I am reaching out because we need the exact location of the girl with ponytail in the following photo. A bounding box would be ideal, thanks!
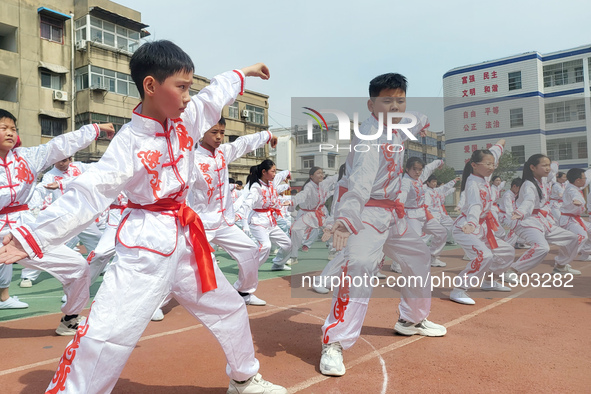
[450,139,515,305]
[507,154,580,277]
[240,159,293,271]
[273,166,338,266]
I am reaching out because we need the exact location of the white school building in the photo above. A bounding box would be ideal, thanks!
[443,44,591,173]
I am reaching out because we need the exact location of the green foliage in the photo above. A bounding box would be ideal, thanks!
[433,164,457,184]
[493,151,520,183]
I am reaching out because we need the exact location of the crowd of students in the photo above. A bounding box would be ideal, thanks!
[0,40,587,393]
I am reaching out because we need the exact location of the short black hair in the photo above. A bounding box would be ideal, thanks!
[567,168,585,184]
[405,156,425,171]
[218,116,226,126]
[511,177,522,188]
[0,109,17,125]
[426,175,437,183]
[236,180,243,186]
[129,40,194,99]
[229,177,235,184]
[369,73,407,98]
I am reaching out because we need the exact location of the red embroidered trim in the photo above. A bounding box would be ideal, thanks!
[16,226,43,258]
[233,70,244,95]
[137,150,162,199]
[323,260,350,344]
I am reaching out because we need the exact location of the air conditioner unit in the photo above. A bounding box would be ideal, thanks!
[75,40,87,51]
[52,90,68,102]
[241,109,249,118]
[90,82,109,91]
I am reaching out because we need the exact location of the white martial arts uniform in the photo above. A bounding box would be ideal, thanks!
[188,130,273,294]
[559,175,591,256]
[399,160,447,264]
[240,170,292,268]
[11,70,261,394]
[425,179,457,242]
[21,161,103,281]
[550,181,566,222]
[490,180,506,238]
[511,176,578,274]
[0,125,101,315]
[498,189,519,246]
[321,112,434,349]
[274,173,337,264]
[452,144,514,290]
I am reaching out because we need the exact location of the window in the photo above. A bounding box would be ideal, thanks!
[40,116,66,137]
[578,141,588,159]
[575,67,584,83]
[0,22,17,52]
[75,112,130,137]
[75,66,139,98]
[543,60,583,87]
[328,155,336,168]
[508,71,522,91]
[545,99,586,124]
[547,141,573,161]
[40,71,62,90]
[245,105,265,124]
[228,102,239,119]
[511,145,525,164]
[437,140,445,150]
[510,108,524,128]
[76,16,140,53]
[40,15,63,43]
[302,156,314,169]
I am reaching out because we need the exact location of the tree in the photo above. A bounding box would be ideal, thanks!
[433,164,457,184]
[493,151,520,184]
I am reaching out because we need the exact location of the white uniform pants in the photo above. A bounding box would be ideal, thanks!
[206,224,260,294]
[560,218,591,256]
[45,225,259,394]
[438,214,455,243]
[511,225,578,273]
[0,243,89,315]
[250,224,291,266]
[407,216,447,261]
[452,228,515,290]
[87,225,118,284]
[273,216,316,264]
[22,222,103,281]
[321,224,431,350]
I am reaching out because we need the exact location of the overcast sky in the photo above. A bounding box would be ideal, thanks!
[115,0,590,131]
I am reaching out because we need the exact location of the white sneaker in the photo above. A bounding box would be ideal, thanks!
[0,296,28,309]
[375,271,387,279]
[227,373,286,394]
[553,264,582,275]
[390,261,402,273]
[271,264,291,271]
[19,278,32,288]
[313,285,329,294]
[320,342,346,376]
[394,318,447,336]
[327,251,337,260]
[151,308,164,321]
[501,270,519,286]
[577,254,591,261]
[286,258,298,265]
[243,294,267,306]
[56,315,85,336]
[430,258,447,267]
[480,280,511,292]
[61,294,67,303]
[450,288,475,305]
[462,255,471,261]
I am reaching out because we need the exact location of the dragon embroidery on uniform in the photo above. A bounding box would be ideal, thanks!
[14,155,34,184]
[137,150,163,199]
[466,245,484,274]
[519,243,539,262]
[382,145,397,198]
[323,260,351,344]
[69,164,82,177]
[198,163,215,203]
[175,123,194,152]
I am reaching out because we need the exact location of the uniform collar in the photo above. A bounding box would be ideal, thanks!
[196,144,217,157]
[131,103,171,136]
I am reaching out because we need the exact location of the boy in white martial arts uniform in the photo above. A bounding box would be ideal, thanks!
[319,73,446,377]
[0,109,114,337]
[558,168,591,262]
[188,116,278,306]
[498,178,522,247]
[0,41,285,394]
[20,157,102,287]
[425,175,459,245]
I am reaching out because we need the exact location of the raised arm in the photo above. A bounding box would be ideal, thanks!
[223,130,273,163]
[419,159,443,183]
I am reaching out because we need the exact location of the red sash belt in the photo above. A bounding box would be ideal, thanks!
[532,209,548,217]
[561,213,586,230]
[0,205,29,215]
[337,186,347,203]
[441,203,448,215]
[479,211,500,249]
[109,204,126,210]
[365,198,405,219]
[405,204,434,221]
[127,199,216,293]
[301,207,324,226]
[254,207,283,217]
